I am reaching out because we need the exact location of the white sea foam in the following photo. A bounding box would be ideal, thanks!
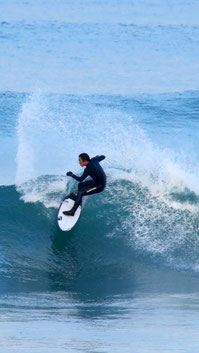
[16,92,199,213]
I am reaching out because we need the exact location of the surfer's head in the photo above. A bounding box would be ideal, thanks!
[79,153,90,166]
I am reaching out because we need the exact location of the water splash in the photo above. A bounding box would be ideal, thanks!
[16,92,199,212]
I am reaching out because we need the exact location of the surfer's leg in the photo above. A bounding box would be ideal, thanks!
[63,181,95,216]
[84,185,104,196]
[63,184,104,216]
[78,180,94,192]
[63,182,98,216]
[63,190,84,216]
[63,181,94,216]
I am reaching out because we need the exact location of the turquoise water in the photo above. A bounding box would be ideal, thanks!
[1,1,199,352]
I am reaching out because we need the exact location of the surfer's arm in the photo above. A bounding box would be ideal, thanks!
[95,155,105,162]
[70,168,89,182]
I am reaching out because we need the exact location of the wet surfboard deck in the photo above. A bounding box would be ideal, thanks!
[57,193,81,231]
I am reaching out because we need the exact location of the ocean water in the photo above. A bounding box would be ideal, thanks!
[1,0,199,352]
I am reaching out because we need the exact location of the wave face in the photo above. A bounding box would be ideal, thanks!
[1,90,199,295]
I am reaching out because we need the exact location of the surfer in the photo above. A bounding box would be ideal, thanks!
[63,153,106,216]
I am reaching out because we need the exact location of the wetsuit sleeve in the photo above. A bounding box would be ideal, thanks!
[71,167,89,182]
[95,155,106,162]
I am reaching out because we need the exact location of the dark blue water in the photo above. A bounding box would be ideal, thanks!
[1,0,199,352]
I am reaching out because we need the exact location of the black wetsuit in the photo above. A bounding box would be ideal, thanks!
[64,155,106,215]
[72,155,106,195]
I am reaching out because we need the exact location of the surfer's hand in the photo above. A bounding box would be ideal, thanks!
[66,171,73,177]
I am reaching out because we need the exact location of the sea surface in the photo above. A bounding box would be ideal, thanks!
[1,0,199,352]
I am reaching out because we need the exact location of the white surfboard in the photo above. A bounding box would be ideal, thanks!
[57,195,82,231]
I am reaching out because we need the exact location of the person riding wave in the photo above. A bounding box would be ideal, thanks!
[63,153,106,216]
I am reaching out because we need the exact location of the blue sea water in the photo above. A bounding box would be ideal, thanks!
[1,0,199,352]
